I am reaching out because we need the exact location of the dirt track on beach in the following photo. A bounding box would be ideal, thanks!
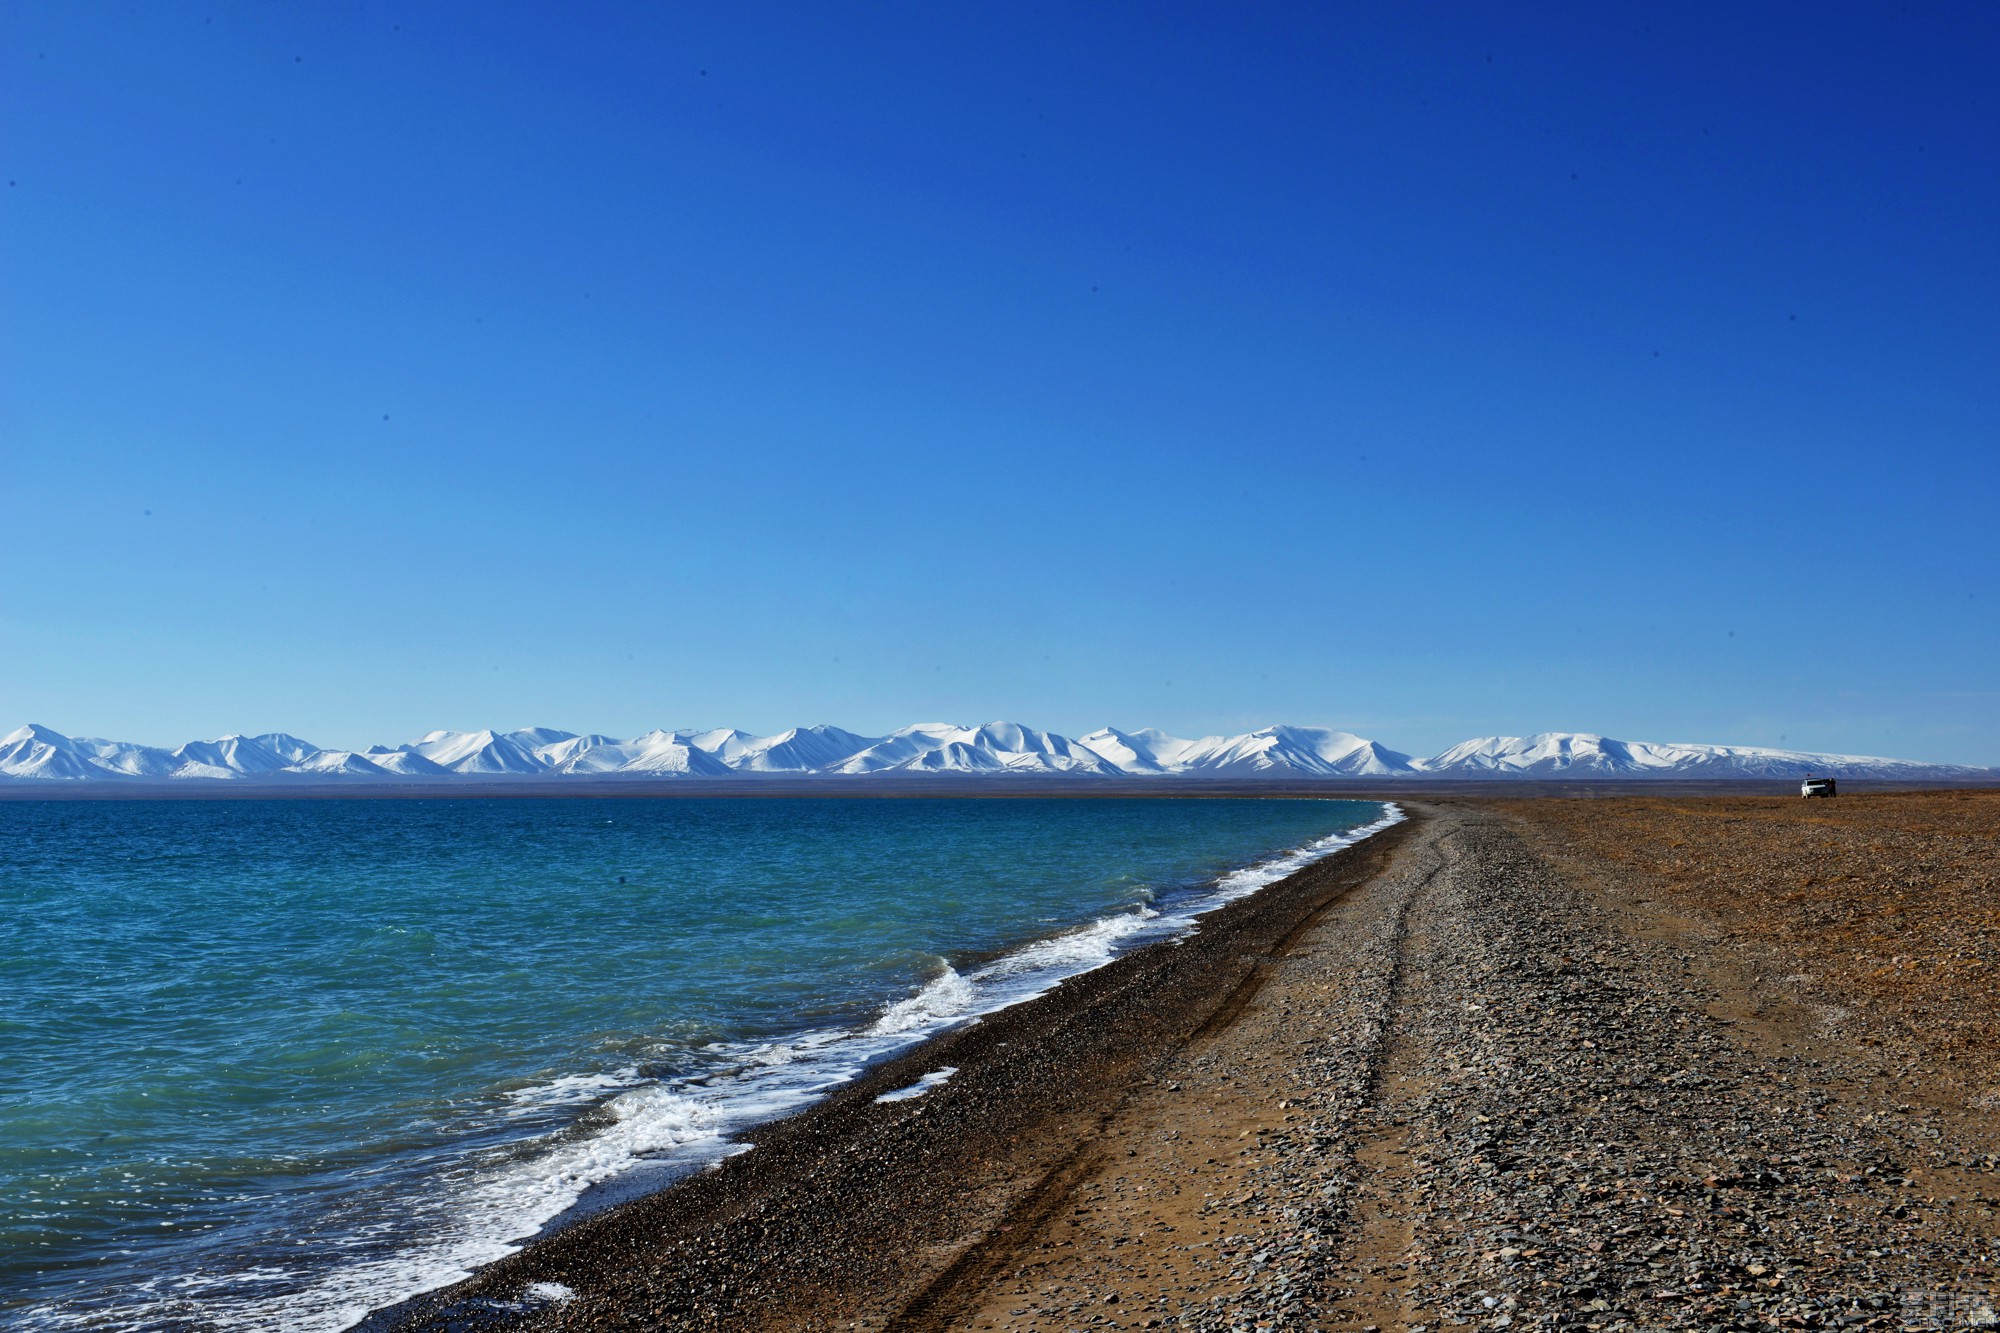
[381,793,2000,1332]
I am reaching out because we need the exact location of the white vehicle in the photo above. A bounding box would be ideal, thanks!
[1800,776,1837,798]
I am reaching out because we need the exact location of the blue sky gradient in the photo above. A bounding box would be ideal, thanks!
[4,3,1995,760]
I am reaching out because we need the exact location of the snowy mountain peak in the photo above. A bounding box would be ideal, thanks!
[678,728,760,764]
[170,735,294,776]
[4,722,77,750]
[0,725,103,780]
[0,722,1984,784]
[1154,725,1421,777]
[368,750,450,777]
[1077,727,1171,774]
[503,727,577,750]
[1417,731,1943,778]
[252,733,323,765]
[833,721,1120,775]
[725,725,877,773]
[406,729,547,774]
[288,750,390,778]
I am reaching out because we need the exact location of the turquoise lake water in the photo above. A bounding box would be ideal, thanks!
[0,795,1395,1330]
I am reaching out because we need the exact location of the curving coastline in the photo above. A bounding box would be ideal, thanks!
[363,792,2000,1332]
[362,810,1418,1330]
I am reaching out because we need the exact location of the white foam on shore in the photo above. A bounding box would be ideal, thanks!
[502,1069,638,1114]
[868,963,978,1035]
[50,803,1402,1333]
[875,1067,959,1103]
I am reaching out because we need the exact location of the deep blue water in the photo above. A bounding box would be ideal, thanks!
[0,795,1394,1330]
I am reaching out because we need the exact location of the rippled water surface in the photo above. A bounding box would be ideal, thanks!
[0,795,1390,1330]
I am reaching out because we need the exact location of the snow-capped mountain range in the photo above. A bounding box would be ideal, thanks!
[0,721,1986,784]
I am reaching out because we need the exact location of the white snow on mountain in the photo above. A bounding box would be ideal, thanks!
[548,730,735,777]
[664,724,880,774]
[1167,726,1420,777]
[403,730,549,775]
[252,733,324,765]
[1076,728,1171,774]
[169,735,296,777]
[831,723,962,774]
[1081,726,1212,771]
[288,750,393,778]
[1077,725,1416,777]
[0,722,1985,783]
[172,762,239,780]
[1418,732,1949,779]
[531,733,616,769]
[621,732,735,777]
[727,725,878,773]
[834,722,1120,775]
[0,725,108,779]
[367,750,451,777]
[70,736,181,778]
[503,727,577,751]
[542,739,639,775]
[678,728,759,764]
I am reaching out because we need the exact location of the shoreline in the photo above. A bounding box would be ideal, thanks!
[364,809,1421,1330]
[374,792,2000,1331]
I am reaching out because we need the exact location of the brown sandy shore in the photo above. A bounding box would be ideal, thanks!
[374,794,2000,1332]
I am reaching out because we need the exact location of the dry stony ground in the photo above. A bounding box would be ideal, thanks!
[922,796,2000,1332]
[1341,797,2000,1333]
[1510,792,2000,1115]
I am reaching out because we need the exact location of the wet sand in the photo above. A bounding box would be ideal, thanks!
[378,793,2000,1331]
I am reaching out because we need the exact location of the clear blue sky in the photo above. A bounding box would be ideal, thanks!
[4,2,1995,762]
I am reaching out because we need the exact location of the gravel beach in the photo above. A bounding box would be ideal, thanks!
[377,795,2000,1332]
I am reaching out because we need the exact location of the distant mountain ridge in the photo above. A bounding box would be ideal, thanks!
[1,722,1986,784]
